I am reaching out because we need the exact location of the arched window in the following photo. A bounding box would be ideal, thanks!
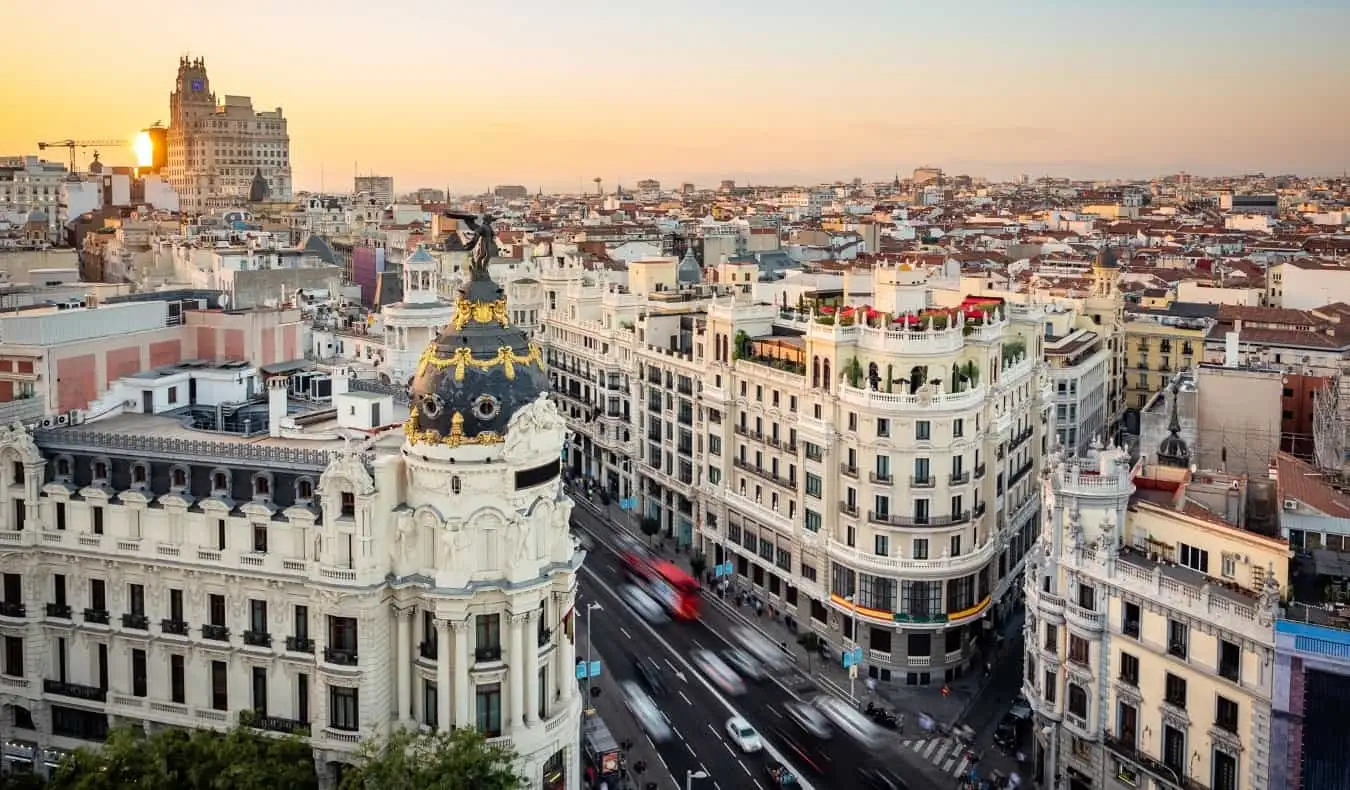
[822,359,832,392]
[812,357,821,389]
[212,471,228,492]
[171,468,187,488]
[297,479,314,501]
[93,461,109,480]
[132,464,148,484]
[55,458,70,478]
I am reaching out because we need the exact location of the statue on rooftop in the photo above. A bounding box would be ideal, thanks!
[445,210,500,279]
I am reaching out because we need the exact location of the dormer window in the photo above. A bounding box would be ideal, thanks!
[252,473,271,499]
[211,471,229,494]
[131,463,149,486]
[296,478,314,502]
[93,460,109,482]
[340,492,355,517]
[170,467,188,490]
[55,458,71,479]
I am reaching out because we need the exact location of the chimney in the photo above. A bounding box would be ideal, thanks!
[267,376,288,437]
[332,368,350,396]
[1224,330,1240,368]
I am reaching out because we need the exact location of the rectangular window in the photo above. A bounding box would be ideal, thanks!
[3,636,23,677]
[252,666,268,714]
[1215,695,1239,733]
[253,525,268,554]
[424,680,438,728]
[1068,635,1089,665]
[131,648,147,697]
[298,673,310,723]
[56,502,66,531]
[329,616,358,652]
[217,519,226,550]
[874,535,888,556]
[913,538,928,560]
[1044,623,1058,652]
[210,660,228,711]
[476,683,503,737]
[329,685,359,731]
[1178,542,1209,573]
[1168,619,1188,659]
[1119,652,1139,684]
[915,421,930,440]
[1165,672,1187,709]
[250,600,268,634]
[1219,639,1241,682]
[1122,601,1140,638]
[476,613,502,655]
[804,473,822,498]
[90,579,106,611]
[1213,750,1238,790]
[92,507,104,534]
[294,605,309,639]
[170,655,185,703]
[128,584,145,616]
[1043,669,1056,703]
[209,594,225,627]
[169,588,184,622]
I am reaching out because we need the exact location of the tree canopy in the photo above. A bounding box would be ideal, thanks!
[44,724,317,790]
[339,728,524,790]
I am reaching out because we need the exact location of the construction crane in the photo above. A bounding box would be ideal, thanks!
[36,139,127,177]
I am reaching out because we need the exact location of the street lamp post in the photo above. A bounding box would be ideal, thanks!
[685,769,708,790]
[585,602,602,693]
[845,594,860,700]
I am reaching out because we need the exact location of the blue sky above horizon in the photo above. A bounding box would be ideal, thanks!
[2,0,1346,191]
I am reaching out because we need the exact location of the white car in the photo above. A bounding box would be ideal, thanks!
[619,584,669,625]
[690,649,746,695]
[620,681,673,742]
[725,716,763,753]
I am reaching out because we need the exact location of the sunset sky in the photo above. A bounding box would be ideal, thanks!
[2,0,1346,193]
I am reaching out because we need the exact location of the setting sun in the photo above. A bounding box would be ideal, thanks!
[132,131,153,168]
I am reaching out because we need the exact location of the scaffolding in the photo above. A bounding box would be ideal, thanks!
[1312,367,1350,476]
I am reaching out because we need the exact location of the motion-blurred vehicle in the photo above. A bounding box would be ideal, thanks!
[770,726,832,775]
[720,647,766,681]
[619,583,669,625]
[619,680,672,743]
[620,544,701,619]
[630,654,667,697]
[690,649,745,695]
[731,625,791,670]
[815,695,884,745]
[784,701,832,740]
[725,716,763,753]
[858,766,909,789]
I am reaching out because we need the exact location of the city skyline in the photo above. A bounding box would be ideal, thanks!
[3,0,1348,192]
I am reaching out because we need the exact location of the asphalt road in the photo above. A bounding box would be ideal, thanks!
[572,505,957,790]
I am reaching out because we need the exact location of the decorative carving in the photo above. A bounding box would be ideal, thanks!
[318,445,374,497]
[502,395,567,465]
[1067,507,1084,554]
[394,513,416,563]
[1259,564,1281,612]
[0,422,41,463]
[451,296,509,332]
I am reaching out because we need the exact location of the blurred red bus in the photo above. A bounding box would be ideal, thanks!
[620,549,701,620]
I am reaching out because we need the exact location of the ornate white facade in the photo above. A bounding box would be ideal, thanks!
[0,388,583,786]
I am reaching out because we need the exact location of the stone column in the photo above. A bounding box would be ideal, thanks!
[396,609,412,723]
[453,619,471,726]
[524,612,540,723]
[559,600,576,700]
[436,620,451,729]
[508,613,525,726]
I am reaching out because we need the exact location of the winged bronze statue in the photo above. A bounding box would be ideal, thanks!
[444,210,499,279]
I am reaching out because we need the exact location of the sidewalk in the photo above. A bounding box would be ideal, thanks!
[571,489,1022,729]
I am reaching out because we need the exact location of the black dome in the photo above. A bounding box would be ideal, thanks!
[405,277,545,447]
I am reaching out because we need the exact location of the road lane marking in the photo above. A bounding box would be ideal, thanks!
[707,723,724,741]
[752,780,764,790]
[579,562,818,790]
[620,627,633,639]
[680,691,693,706]
[685,741,697,757]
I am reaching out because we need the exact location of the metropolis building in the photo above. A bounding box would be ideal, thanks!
[543,256,1049,682]
[165,56,293,213]
[0,260,583,786]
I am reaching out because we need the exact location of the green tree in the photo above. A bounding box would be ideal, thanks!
[689,551,708,580]
[639,516,662,547]
[48,724,317,790]
[798,632,822,672]
[340,728,524,790]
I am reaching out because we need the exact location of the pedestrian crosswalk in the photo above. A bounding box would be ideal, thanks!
[899,736,975,777]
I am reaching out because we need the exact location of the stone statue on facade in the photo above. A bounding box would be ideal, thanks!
[445,210,500,278]
[1259,564,1282,612]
